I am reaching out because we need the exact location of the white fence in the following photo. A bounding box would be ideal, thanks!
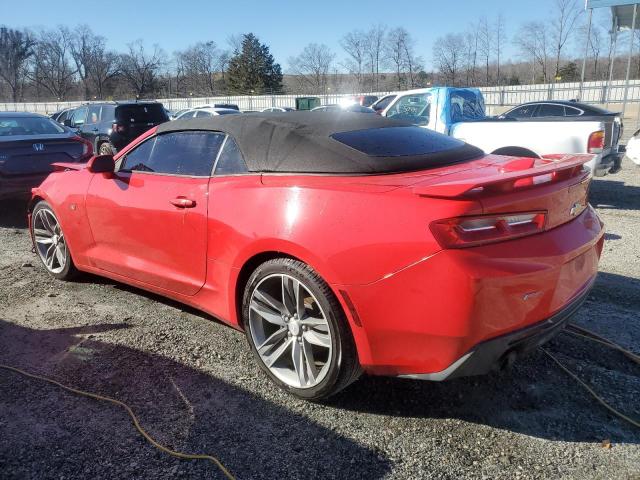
[4,80,640,114]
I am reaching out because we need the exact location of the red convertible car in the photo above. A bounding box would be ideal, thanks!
[29,113,604,400]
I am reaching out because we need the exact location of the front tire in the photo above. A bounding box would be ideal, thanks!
[242,258,361,400]
[31,201,77,280]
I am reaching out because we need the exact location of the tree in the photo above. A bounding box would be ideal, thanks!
[558,61,579,81]
[365,24,386,91]
[119,40,165,97]
[226,33,283,94]
[478,17,492,84]
[288,43,335,93]
[175,41,222,95]
[31,27,77,100]
[551,0,582,77]
[69,25,119,100]
[514,21,552,83]
[463,25,480,86]
[494,14,506,83]
[340,30,367,91]
[89,48,119,99]
[386,27,409,89]
[433,33,465,86]
[0,26,35,102]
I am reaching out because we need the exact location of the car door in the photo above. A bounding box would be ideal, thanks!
[85,130,226,295]
[78,104,102,146]
[69,106,87,132]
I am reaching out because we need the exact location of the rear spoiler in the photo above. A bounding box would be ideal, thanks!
[51,162,87,172]
[412,154,593,198]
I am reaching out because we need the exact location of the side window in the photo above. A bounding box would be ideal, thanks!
[376,96,395,110]
[101,105,116,122]
[214,136,248,175]
[385,93,431,126]
[72,106,87,126]
[505,105,535,118]
[121,131,225,176]
[57,110,70,123]
[565,106,581,116]
[119,137,157,172]
[195,110,212,118]
[87,105,101,125]
[536,104,565,117]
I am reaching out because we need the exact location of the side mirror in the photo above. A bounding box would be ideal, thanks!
[63,118,73,127]
[87,154,115,174]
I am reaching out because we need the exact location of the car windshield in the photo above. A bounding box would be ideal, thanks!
[116,104,168,123]
[0,116,65,136]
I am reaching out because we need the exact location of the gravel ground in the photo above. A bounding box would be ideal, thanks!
[0,159,639,480]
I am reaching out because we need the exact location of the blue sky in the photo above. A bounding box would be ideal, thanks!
[2,0,600,70]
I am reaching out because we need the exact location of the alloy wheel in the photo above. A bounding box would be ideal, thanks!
[33,208,67,274]
[249,273,333,389]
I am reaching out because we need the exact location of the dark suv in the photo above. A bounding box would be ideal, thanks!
[64,101,169,155]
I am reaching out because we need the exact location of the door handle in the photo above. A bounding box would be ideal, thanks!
[170,197,196,208]
[92,128,99,132]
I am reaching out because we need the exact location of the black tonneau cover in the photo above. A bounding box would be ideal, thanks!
[157,112,483,174]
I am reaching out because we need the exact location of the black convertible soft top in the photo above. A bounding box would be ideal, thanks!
[157,111,483,174]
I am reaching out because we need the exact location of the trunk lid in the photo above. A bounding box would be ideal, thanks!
[0,135,84,176]
[410,154,593,230]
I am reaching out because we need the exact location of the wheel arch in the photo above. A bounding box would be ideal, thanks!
[491,146,541,158]
[231,248,365,352]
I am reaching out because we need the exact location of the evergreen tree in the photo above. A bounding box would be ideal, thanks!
[227,33,282,94]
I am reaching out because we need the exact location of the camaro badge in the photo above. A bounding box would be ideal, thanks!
[570,202,582,216]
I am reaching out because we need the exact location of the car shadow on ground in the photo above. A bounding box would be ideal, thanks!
[0,319,392,479]
[590,176,640,210]
[328,271,640,445]
[0,198,29,229]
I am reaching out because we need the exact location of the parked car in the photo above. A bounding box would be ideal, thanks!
[30,112,603,400]
[624,129,640,166]
[197,103,240,111]
[175,107,241,119]
[261,107,295,113]
[382,87,623,176]
[371,94,396,114]
[498,100,616,119]
[64,101,169,155]
[311,104,375,113]
[169,108,190,120]
[352,95,379,107]
[0,112,93,199]
[50,107,76,125]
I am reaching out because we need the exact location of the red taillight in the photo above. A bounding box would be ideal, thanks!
[430,211,547,249]
[587,130,604,154]
[112,122,126,133]
[71,135,94,161]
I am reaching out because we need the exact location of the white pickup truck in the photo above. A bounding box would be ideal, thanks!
[381,87,623,176]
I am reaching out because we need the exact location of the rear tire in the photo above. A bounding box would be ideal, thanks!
[31,201,77,281]
[242,258,361,400]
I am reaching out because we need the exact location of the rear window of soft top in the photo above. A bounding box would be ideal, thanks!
[331,126,467,157]
[115,104,168,123]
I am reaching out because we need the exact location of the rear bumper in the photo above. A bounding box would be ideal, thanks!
[0,174,47,200]
[399,278,593,380]
[592,151,623,176]
[342,205,604,378]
